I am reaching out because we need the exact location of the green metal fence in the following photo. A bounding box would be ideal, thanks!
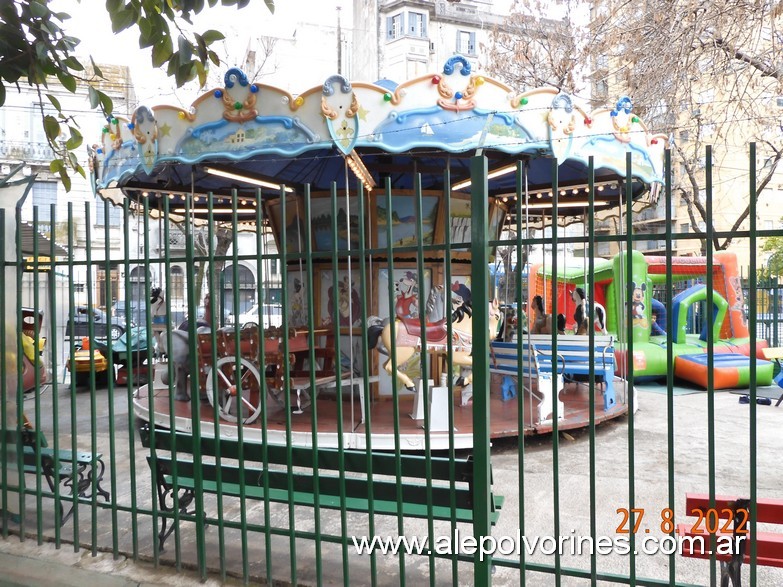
[2,150,782,586]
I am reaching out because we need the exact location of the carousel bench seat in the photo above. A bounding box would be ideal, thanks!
[138,424,504,550]
[491,334,616,423]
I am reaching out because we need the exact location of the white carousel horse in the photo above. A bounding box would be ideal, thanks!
[530,295,566,335]
[368,288,502,396]
[572,287,607,335]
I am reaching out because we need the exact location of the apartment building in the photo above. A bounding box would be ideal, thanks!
[352,0,509,82]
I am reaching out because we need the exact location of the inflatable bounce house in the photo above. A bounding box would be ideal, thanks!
[528,250,774,388]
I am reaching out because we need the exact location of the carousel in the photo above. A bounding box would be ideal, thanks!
[93,56,665,450]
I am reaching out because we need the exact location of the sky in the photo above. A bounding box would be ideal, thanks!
[53,0,350,108]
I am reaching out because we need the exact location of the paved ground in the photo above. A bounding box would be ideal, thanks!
[2,377,782,586]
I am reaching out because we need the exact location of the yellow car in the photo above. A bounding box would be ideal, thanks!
[66,337,109,387]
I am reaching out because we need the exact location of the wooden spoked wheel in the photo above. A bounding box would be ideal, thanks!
[205,356,262,424]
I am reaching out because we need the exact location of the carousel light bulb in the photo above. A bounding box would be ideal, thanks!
[597,185,605,191]
[572,188,579,195]
[142,191,149,197]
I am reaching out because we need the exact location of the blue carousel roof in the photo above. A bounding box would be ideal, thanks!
[92,56,666,221]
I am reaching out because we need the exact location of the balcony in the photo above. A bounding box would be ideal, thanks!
[0,140,55,163]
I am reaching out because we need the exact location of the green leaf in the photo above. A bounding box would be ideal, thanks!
[0,83,5,107]
[111,8,135,33]
[65,127,83,151]
[35,40,48,61]
[195,34,207,63]
[56,71,77,93]
[29,1,49,18]
[152,38,173,68]
[208,50,220,67]
[90,56,103,78]
[75,163,86,179]
[59,169,71,193]
[195,60,207,88]
[49,159,63,173]
[201,29,225,45]
[177,34,193,63]
[265,0,274,14]
[45,93,62,112]
[43,115,60,141]
[98,91,114,116]
[138,18,153,46]
[88,86,101,109]
[63,56,84,71]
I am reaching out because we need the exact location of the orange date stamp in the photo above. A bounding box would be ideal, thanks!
[615,507,748,535]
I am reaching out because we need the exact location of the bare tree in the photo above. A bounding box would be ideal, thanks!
[485,0,783,251]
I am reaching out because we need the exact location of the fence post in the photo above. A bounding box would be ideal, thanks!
[470,154,492,586]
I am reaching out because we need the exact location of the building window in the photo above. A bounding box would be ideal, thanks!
[456,31,476,56]
[32,182,57,224]
[408,11,427,37]
[94,195,122,227]
[386,13,404,40]
[170,266,185,307]
[222,264,256,314]
[594,79,608,97]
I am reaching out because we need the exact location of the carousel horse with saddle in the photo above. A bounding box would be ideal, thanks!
[368,285,502,397]
[571,287,607,335]
[530,295,566,335]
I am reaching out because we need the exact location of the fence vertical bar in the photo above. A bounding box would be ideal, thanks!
[328,180,351,586]
[624,154,636,584]
[704,146,717,587]
[748,142,758,584]
[664,148,676,584]
[28,206,43,541]
[470,154,492,587]
[514,161,527,586]
[587,158,598,584]
[549,158,561,587]
[98,200,119,557]
[121,198,140,559]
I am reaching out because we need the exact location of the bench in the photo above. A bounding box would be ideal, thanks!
[6,426,110,526]
[491,334,615,424]
[138,424,504,550]
[678,493,783,585]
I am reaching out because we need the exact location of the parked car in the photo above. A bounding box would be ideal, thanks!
[112,300,148,328]
[236,304,283,328]
[65,306,128,341]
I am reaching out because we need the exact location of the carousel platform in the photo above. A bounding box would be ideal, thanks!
[132,365,631,451]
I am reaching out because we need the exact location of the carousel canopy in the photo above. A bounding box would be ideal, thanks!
[93,56,666,223]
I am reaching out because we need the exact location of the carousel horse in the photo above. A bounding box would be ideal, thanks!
[572,287,608,335]
[368,287,502,394]
[530,295,566,335]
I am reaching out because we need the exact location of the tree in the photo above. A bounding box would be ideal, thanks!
[0,0,274,190]
[485,0,783,252]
